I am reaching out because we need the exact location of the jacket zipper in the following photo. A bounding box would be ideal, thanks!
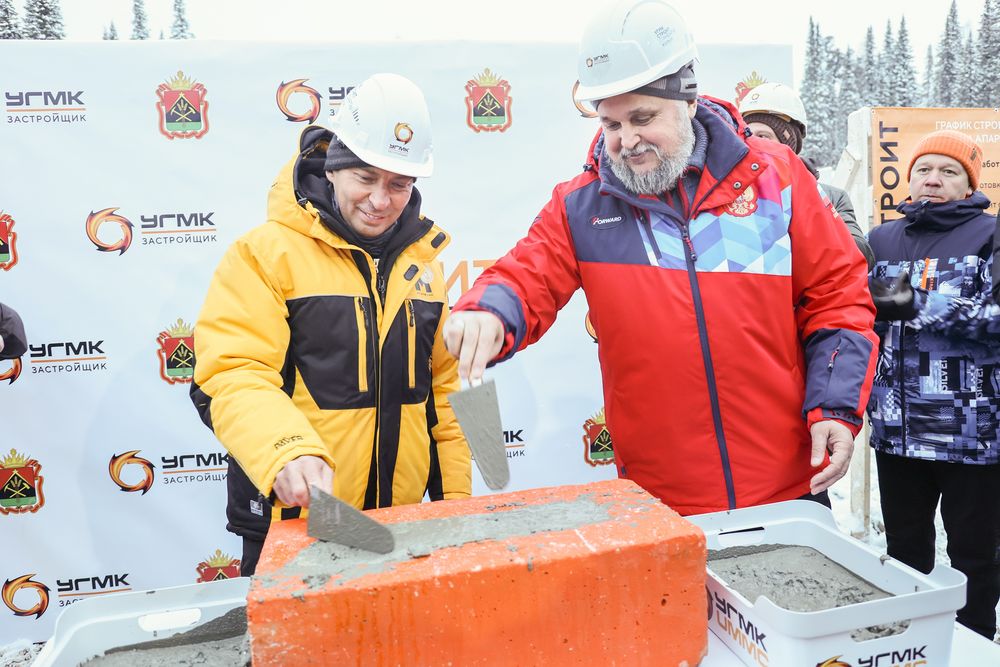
[355,297,369,393]
[406,300,416,390]
[645,209,737,509]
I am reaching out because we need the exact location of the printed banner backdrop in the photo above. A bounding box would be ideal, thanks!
[870,106,1000,223]
[0,40,790,642]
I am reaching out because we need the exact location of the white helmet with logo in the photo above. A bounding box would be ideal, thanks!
[329,73,434,178]
[574,0,698,104]
[738,82,808,135]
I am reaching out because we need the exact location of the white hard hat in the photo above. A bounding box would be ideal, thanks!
[574,0,699,104]
[738,82,808,134]
[329,73,433,178]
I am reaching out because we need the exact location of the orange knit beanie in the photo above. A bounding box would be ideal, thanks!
[907,130,983,189]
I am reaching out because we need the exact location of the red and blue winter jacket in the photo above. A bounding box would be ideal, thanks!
[453,97,878,514]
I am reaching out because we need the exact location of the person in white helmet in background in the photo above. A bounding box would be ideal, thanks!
[739,82,874,269]
[191,73,470,575]
[445,0,877,517]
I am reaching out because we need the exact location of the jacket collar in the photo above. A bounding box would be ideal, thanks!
[896,191,991,232]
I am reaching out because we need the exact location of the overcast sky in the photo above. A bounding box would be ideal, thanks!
[22,0,990,86]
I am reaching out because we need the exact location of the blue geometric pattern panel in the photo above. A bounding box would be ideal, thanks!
[635,185,792,275]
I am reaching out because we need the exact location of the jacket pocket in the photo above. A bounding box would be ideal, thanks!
[287,294,375,410]
[406,300,416,390]
[356,297,369,393]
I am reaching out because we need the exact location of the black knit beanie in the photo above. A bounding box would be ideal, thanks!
[324,133,368,172]
[594,62,698,108]
[744,112,803,154]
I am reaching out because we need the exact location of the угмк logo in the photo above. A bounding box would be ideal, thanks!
[4,88,86,125]
[276,78,321,123]
[29,338,108,377]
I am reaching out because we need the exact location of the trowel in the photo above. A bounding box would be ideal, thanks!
[447,379,509,490]
[306,486,395,554]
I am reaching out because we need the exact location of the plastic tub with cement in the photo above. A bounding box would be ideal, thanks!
[31,577,249,667]
[689,500,966,667]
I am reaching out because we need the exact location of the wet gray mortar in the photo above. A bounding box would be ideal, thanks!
[708,544,909,641]
[79,493,634,665]
[80,606,250,667]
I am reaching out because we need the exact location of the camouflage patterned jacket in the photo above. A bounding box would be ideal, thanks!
[867,192,1000,464]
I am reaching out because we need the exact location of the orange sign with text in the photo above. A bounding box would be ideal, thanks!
[870,107,1000,225]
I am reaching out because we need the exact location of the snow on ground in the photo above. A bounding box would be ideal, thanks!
[0,640,41,667]
[830,445,1000,643]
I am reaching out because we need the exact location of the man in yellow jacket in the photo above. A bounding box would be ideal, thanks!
[191,74,471,575]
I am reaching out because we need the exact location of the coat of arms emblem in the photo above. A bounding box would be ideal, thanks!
[582,408,614,466]
[0,448,44,515]
[0,212,18,271]
[156,70,209,139]
[196,549,241,583]
[465,68,513,133]
[157,318,196,384]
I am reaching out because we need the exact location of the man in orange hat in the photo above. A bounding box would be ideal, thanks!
[866,129,1000,639]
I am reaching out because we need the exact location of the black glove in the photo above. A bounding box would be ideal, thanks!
[870,270,919,322]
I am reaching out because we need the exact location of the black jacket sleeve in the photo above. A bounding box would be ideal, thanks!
[0,302,27,360]
[993,212,999,304]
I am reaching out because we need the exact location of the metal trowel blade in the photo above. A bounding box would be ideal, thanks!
[447,379,509,490]
[306,486,395,554]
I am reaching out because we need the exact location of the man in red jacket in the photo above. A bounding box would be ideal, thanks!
[444,0,878,514]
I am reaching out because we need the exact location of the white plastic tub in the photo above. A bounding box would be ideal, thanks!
[689,500,966,667]
[32,577,249,667]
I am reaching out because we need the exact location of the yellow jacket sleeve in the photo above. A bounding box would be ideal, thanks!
[430,299,472,499]
[193,236,335,498]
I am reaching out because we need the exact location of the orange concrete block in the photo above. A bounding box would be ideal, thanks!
[248,479,707,666]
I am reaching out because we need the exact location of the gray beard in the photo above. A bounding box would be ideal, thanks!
[609,122,695,196]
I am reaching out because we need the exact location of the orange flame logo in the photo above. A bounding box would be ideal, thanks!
[86,208,133,255]
[584,311,597,343]
[571,81,598,119]
[109,450,155,494]
[394,122,413,144]
[276,79,321,123]
[0,358,21,384]
[2,574,50,619]
[816,658,851,667]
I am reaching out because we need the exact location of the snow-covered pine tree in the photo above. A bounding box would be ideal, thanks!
[131,0,149,39]
[22,0,65,40]
[975,0,1000,106]
[171,0,194,39]
[893,17,918,107]
[104,20,118,40]
[958,30,977,106]
[801,19,839,166]
[877,20,895,106]
[922,45,937,107]
[861,26,878,106]
[834,46,864,160]
[0,0,21,39]
[935,0,963,106]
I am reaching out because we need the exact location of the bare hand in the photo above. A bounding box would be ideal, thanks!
[442,311,504,385]
[809,420,854,494]
[272,455,334,507]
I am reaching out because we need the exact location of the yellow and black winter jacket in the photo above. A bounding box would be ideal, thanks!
[191,126,471,541]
